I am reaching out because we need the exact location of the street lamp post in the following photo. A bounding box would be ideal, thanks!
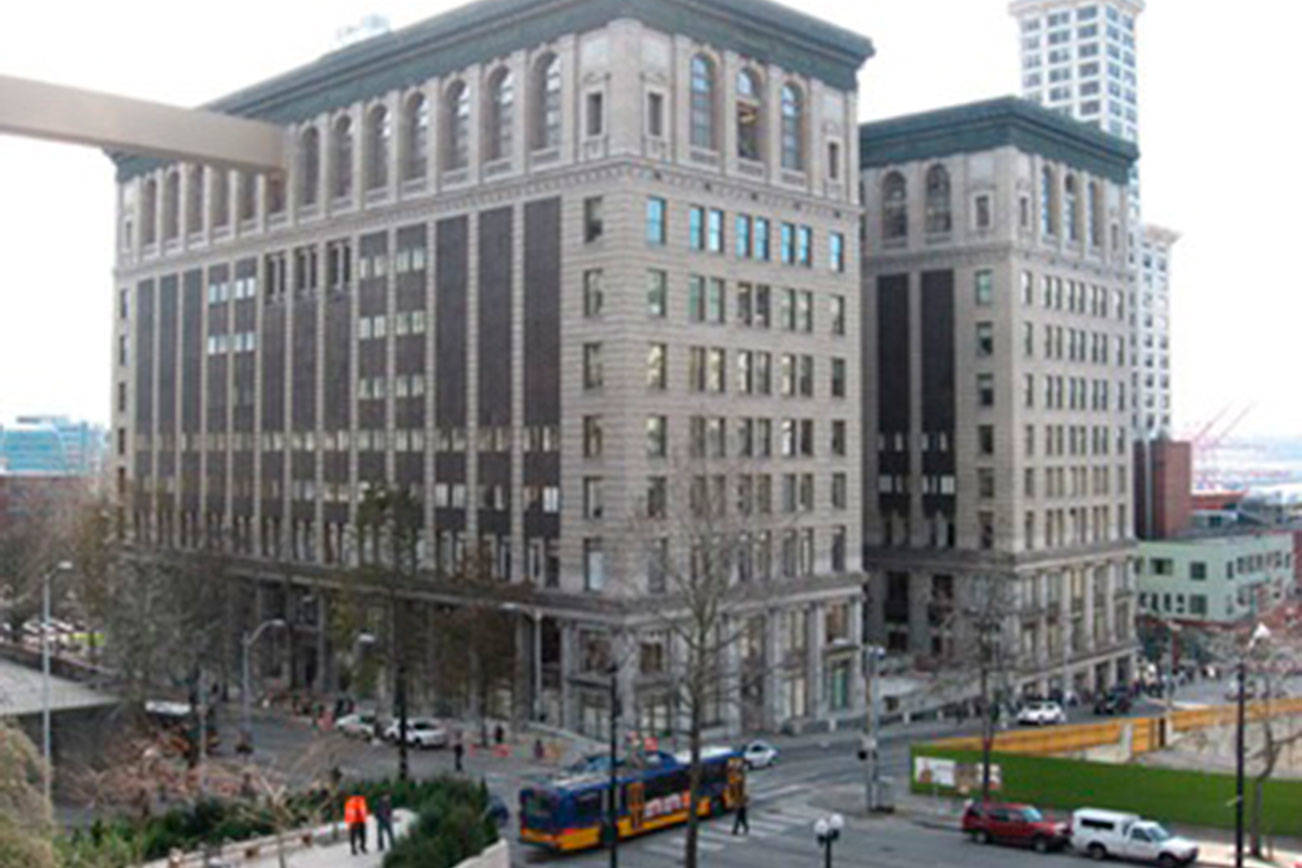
[240,618,287,755]
[813,813,844,868]
[41,560,73,805]
[1235,622,1271,868]
[607,662,620,868]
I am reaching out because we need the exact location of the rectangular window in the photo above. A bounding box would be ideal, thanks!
[976,322,994,357]
[707,208,724,253]
[645,197,666,244]
[978,424,994,455]
[797,225,812,267]
[688,274,705,322]
[975,270,993,305]
[829,231,845,272]
[584,196,603,243]
[755,285,771,328]
[583,477,604,519]
[755,351,771,394]
[646,415,667,457]
[583,269,603,317]
[689,206,705,250]
[830,295,846,335]
[585,92,604,137]
[975,194,991,229]
[646,269,667,316]
[830,358,846,397]
[780,223,795,264]
[646,92,664,137]
[754,218,770,260]
[646,343,666,389]
[977,373,995,407]
[978,468,995,499]
[832,472,847,509]
[583,415,603,457]
[646,477,667,519]
[583,538,605,591]
[735,214,752,258]
[706,278,726,323]
[583,343,603,389]
[831,420,846,456]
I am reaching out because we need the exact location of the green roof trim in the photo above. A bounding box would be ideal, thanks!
[113,0,873,181]
[858,96,1138,185]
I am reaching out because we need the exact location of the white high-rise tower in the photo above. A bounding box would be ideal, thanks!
[1010,0,1174,443]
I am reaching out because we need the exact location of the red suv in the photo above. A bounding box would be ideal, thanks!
[961,801,1069,853]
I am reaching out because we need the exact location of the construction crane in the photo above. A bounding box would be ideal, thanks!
[1190,403,1254,490]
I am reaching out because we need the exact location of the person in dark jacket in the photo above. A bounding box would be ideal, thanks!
[374,794,395,851]
[731,792,749,835]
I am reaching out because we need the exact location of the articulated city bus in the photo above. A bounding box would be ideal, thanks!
[518,746,745,852]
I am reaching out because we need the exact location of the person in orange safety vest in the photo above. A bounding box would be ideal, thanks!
[345,793,369,855]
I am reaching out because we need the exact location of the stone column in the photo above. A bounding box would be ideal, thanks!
[560,620,578,732]
[764,609,781,730]
[849,596,866,716]
[808,604,826,722]
[721,615,742,736]
[908,572,930,656]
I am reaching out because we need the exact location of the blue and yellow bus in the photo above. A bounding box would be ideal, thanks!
[519,746,746,852]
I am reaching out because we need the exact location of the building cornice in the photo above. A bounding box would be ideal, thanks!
[859,96,1138,186]
[112,0,873,181]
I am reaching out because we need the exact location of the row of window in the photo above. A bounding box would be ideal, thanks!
[1023,464,1127,500]
[205,332,257,355]
[357,311,427,339]
[1019,374,1123,413]
[1020,323,1125,367]
[641,197,846,272]
[620,344,845,398]
[581,470,850,523]
[637,415,848,460]
[1023,503,1128,551]
[1021,272,1126,321]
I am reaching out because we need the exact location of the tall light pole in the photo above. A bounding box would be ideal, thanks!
[240,618,286,755]
[860,645,884,812]
[41,560,73,805]
[1235,621,1271,868]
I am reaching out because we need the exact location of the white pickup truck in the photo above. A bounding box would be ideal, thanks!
[1070,808,1198,866]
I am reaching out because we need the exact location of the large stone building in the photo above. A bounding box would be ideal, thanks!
[858,97,1140,697]
[108,0,873,737]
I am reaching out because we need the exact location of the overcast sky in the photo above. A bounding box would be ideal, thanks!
[0,0,1293,438]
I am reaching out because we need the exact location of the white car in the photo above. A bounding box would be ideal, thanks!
[1017,701,1066,726]
[1070,808,1198,865]
[336,712,376,740]
[384,717,448,749]
[740,740,780,770]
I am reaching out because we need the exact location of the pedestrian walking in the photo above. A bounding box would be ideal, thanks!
[344,792,369,855]
[374,794,395,851]
[731,792,749,836]
[494,723,505,745]
[453,737,465,773]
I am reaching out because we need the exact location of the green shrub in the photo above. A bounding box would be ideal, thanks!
[381,776,499,868]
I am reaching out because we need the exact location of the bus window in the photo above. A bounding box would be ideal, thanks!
[575,790,603,827]
[523,791,557,830]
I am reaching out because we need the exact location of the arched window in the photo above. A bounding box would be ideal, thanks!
[690,55,717,150]
[141,177,158,244]
[486,67,515,161]
[1064,173,1079,241]
[331,115,353,199]
[780,84,804,171]
[924,164,952,234]
[365,105,390,190]
[237,171,256,221]
[736,69,762,161]
[1088,180,1103,247]
[299,127,320,205]
[443,81,470,170]
[403,93,428,180]
[162,170,180,240]
[211,169,229,227]
[184,165,203,233]
[882,171,907,240]
[1040,165,1057,236]
[531,53,561,150]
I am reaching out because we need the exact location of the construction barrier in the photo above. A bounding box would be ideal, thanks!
[927,698,1302,758]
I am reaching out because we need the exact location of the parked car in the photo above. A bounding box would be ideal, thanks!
[961,801,1069,853]
[383,717,448,748]
[1069,808,1198,866]
[1094,688,1133,716]
[740,739,780,770]
[336,712,377,739]
[1017,701,1066,726]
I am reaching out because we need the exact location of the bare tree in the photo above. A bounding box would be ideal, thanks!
[0,720,55,868]
[1202,623,1302,857]
[929,573,1020,802]
[624,456,787,868]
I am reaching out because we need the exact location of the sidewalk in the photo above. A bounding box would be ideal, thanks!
[241,810,415,867]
